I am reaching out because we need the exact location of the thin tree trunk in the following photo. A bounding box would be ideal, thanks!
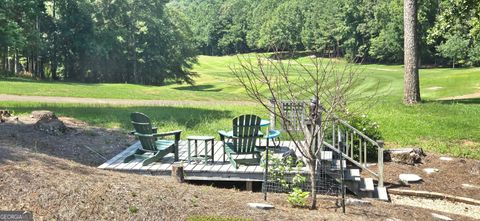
[14,49,19,73]
[51,0,58,80]
[39,57,44,79]
[309,160,317,209]
[6,47,10,72]
[403,0,421,105]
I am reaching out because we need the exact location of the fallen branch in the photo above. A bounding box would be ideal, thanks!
[83,145,108,161]
[389,189,480,206]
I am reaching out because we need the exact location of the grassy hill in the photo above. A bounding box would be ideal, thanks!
[1,54,479,158]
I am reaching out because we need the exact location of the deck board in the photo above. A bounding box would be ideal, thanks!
[99,140,295,182]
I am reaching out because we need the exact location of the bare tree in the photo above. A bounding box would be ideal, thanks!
[404,0,421,104]
[231,52,373,209]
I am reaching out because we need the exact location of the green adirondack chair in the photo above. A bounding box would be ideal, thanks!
[124,112,181,166]
[219,114,263,169]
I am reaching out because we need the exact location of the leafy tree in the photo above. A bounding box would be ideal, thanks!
[436,33,470,68]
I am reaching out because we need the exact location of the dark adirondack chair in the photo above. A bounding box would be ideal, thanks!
[124,112,181,166]
[219,114,263,169]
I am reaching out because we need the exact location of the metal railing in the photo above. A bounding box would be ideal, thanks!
[326,117,384,187]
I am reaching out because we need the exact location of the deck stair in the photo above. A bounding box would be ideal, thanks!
[318,116,389,201]
[319,149,388,200]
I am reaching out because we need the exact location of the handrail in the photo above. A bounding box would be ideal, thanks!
[325,117,384,187]
[322,141,379,177]
[334,117,378,146]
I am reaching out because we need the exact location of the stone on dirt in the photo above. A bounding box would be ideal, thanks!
[248,203,274,210]
[431,213,453,221]
[384,148,425,165]
[439,156,453,161]
[423,168,439,174]
[399,174,422,184]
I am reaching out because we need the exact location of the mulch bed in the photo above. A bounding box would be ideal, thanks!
[1,115,479,220]
[368,153,480,200]
[0,143,475,221]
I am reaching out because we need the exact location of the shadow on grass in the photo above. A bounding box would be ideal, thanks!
[425,98,480,105]
[0,105,239,167]
[0,76,186,88]
[8,105,235,131]
[173,84,222,92]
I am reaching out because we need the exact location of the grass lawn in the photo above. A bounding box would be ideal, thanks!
[1,54,480,159]
[1,101,265,140]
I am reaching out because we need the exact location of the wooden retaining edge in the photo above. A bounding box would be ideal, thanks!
[389,189,480,206]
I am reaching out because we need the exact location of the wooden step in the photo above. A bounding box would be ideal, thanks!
[327,168,360,181]
[359,177,374,192]
[320,151,333,161]
[344,169,361,181]
[330,159,347,170]
[373,187,389,201]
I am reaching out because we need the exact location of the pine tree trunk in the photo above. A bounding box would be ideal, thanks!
[403,0,421,105]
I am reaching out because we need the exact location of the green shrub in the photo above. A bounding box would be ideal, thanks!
[344,114,382,161]
[287,187,310,207]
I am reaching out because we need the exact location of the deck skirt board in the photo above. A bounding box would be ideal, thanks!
[99,140,295,182]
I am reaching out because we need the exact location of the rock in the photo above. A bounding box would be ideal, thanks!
[34,118,67,135]
[431,213,453,221]
[31,110,57,120]
[384,148,425,165]
[423,168,439,174]
[345,198,372,206]
[399,174,422,184]
[0,109,12,123]
[248,203,274,210]
[439,156,453,161]
[385,218,402,221]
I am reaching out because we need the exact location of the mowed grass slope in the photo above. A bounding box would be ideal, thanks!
[0,55,249,101]
[1,54,480,158]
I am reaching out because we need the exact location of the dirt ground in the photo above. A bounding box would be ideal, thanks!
[0,115,134,166]
[367,153,480,200]
[0,143,475,221]
[0,115,479,220]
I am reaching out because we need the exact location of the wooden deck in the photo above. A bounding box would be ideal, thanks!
[99,140,299,182]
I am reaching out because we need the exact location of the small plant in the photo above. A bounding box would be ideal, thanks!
[128,206,139,214]
[261,153,308,207]
[287,187,310,207]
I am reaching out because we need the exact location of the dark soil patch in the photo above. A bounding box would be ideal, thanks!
[0,115,134,166]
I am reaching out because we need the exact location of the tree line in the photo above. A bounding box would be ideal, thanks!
[171,0,480,67]
[1,0,479,84]
[0,0,197,84]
